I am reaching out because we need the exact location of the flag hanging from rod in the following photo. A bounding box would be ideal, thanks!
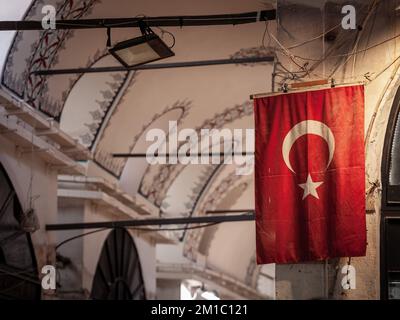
[254,85,366,264]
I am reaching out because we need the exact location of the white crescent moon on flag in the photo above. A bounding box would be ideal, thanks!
[282,120,335,173]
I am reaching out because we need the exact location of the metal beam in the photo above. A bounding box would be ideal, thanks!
[34,56,274,76]
[206,209,254,214]
[46,213,255,231]
[0,10,276,31]
[112,151,255,158]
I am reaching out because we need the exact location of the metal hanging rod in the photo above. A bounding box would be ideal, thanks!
[250,80,366,100]
[46,213,255,231]
[0,10,276,31]
[112,152,255,158]
[34,56,274,76]
[206,209,254,214]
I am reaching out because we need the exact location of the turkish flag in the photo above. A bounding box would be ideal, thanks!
[254,85,366,264]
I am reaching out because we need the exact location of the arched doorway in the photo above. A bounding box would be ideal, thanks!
[0,164,41,300]
[381,87,400,300]
[90,228,146,300]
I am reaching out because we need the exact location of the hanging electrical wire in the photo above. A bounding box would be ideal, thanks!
[262,0,389,87]
[154,26,176,49]
[261,20,272,49]
[55,228,108,250]
[55,222,221,250]
[130,222,221,233]
[137,14,176,48]
[277,28,400,64]
[102,14,177,49]
[26,130,35,211]
[329,0,380,78]
[368,55,400,82]
[286,22,342,50]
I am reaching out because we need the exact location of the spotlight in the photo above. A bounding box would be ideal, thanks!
[109,21,174,68]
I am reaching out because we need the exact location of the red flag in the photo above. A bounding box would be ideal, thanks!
[254,85,366,264]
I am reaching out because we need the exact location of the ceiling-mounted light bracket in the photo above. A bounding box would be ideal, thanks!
[138,20,152,36]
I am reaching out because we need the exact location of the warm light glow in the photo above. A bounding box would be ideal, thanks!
[180,283,196,300]
[109,30,174,68]
[115,42,160,67]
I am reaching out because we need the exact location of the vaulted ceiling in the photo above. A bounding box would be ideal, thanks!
[1,0,275,287]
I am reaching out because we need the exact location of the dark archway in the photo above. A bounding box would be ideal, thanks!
[381,87,400,300]
[0,163,41,300]
[90,228,145,300]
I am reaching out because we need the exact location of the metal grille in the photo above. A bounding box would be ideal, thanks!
[0,164,41,300]
[90,228,145,300]
[389,111,400,185]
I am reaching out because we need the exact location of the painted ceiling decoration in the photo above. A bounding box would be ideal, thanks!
[190,174,251,257]
[180,165,258,284]
[160,164,219,219]
[184,168,252,260]
[1,0,273,257]
[160,163,221,241]
[138,100,254,207]
[0,0,276,294]
[95,99,192,176]
[60,54,132,148]
[2,0,100,118]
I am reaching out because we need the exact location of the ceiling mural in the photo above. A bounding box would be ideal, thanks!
[2,0,100,118]
[1,0,274,285]
[1,0,272,208]
[159,164,219,240]
[95,99,191,176]
[184,167,252,261]
[60,54,132,148]
[139,100,254,207]
[160,165,218,218]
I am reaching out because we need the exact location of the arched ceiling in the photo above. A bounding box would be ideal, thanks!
[1,0,274,246]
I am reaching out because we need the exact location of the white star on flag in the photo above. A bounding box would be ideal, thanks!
[298,174,323,200]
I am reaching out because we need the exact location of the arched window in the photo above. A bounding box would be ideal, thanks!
[0,163,41,300]
[90,228,145,300]
[381,88,400,300]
